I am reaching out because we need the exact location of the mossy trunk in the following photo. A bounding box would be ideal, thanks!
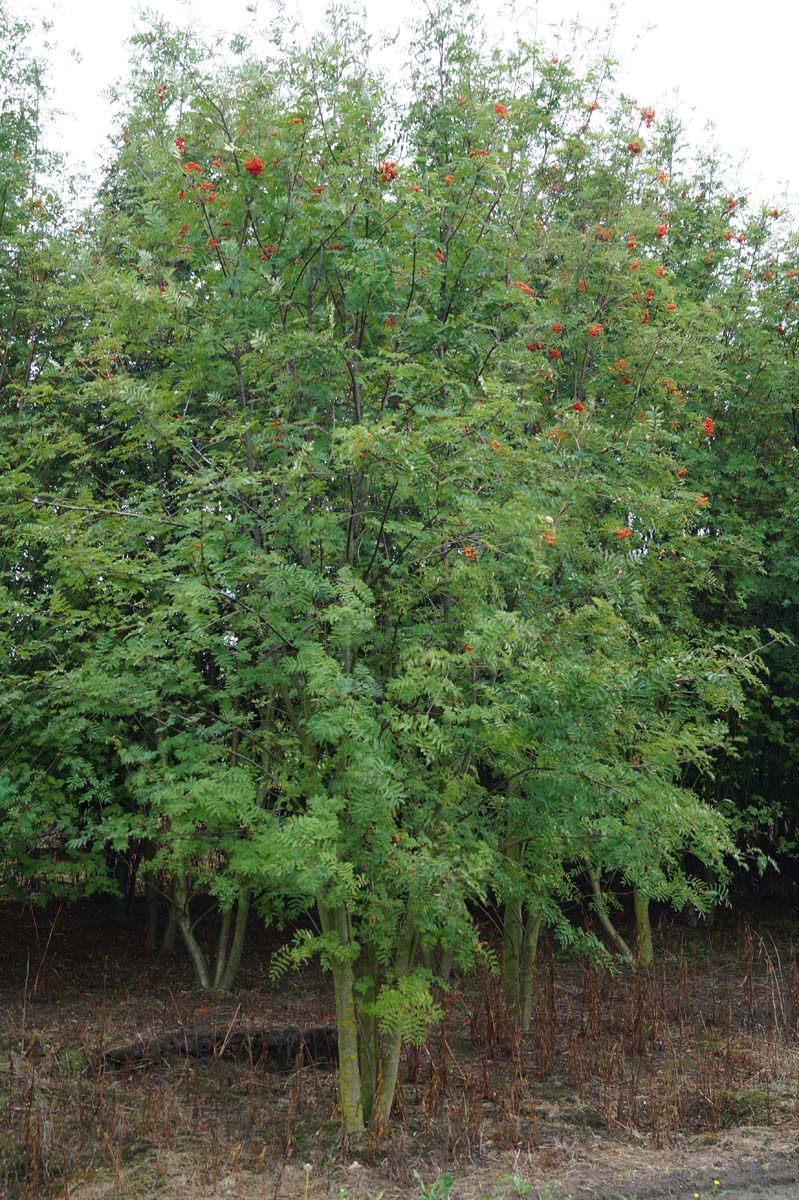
[373,919,417,1129]
[502,896,523,1006]
[587,866,635,968]
[374,1025,402,1130]
[501,836,525,1008]
[319,902,364,1136]
[356,944,379,1126]
[633,888,654,968]
[519,910,542,1034]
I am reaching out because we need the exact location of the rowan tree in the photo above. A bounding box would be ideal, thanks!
[0,0,788,1138]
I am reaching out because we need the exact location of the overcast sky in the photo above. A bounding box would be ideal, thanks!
[29,0,798,209]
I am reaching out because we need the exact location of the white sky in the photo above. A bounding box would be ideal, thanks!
[28,0,798,210]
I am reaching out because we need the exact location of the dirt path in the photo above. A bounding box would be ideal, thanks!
[560,1138,799,1200]
[581,1155,798,1199]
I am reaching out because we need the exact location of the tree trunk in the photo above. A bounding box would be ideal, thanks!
[519,910,542,1033]
[373,919,416,1129]
[173,872,211,989]
[356,944,378,1126]
[318,902,364,1136]
[501,835,525,1008]
[421,944,453,983]
[218,889,251,992]
[634,888,654,968]
[110,852,130,924]
[587,866,635,967]
[161,893,178,954]
[502,897,523,1006]
[145,870,159,952]
[374,1025,402,1130]
[213,904,233,989]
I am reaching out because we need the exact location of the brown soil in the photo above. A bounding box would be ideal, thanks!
[2,902,798,1200]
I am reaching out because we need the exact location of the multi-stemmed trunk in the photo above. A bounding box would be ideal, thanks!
[171,873,251,993]
[173,871,212,988]
[501,839,542,1033]
[587,866,635,967]
[318,901,420,1137]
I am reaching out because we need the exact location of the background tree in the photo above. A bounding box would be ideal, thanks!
[0,0,118,903]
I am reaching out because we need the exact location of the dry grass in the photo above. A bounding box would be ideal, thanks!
[2,907,799,1200]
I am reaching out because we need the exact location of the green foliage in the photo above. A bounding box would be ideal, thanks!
[367,969,444,1043]
[413,1170,454,1200]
